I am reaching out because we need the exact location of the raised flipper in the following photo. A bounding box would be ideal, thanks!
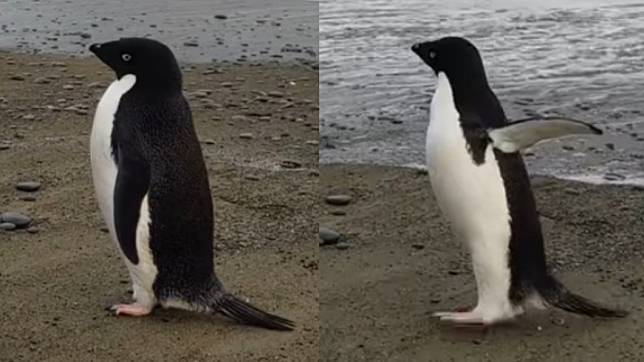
[489,117,602,153]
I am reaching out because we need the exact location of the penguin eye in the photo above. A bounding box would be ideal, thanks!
[429,51,437,59]
[121,53,132,62]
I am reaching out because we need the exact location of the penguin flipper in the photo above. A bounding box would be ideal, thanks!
[489,117,602,153]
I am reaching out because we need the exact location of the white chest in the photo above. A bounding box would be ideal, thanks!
[425,72,510,241]
[90,75,137,239]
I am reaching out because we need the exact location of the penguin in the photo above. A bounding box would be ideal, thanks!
[411,36,626,325]
[88,37,293,330]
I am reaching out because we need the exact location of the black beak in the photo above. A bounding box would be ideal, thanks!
[411,43,421,53]
[89,43,102,54]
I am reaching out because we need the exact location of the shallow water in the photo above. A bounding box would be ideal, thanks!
[320,0,644,185]
[0,0,318,65]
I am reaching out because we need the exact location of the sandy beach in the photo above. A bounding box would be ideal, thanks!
[321,164,644,361]
[0,52,319,361]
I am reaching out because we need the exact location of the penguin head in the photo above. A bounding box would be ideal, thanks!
[89,38,182,91]
[411,37,485,78]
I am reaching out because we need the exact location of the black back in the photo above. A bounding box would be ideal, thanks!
[91,38,216,298]
[412,37,550,303]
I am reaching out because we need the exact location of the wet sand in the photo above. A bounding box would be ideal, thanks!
[1,0,318,67]
[0,52,319,361]
[321,164,644,361]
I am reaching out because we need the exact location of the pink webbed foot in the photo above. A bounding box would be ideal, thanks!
[432,310,485,325]
[110,303,153,317]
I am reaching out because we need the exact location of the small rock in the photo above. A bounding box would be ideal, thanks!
[319,227,341,245]
[214,14,228,20]
[335,241,351,250]
[605,143,615,150]
[563,188,581,195]
[330,210,346,216]
[203,139,215,145]
[325,194,352,206]
[411,243,425,250]
[280,160,301,169]
[26,226,39,234]
[34,77,50,84]
[267,91,284,98]
[244,175,261,181]
[10,75,25,81]
[16,181,41,192]
[19,195,37,202]
[0,223,16,231]
[239,133,254,139]
[0,212,31,228]
[604,172,626,181]
[62,85,75,90]
[183,41,199,47]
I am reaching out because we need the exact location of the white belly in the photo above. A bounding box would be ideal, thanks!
[90,75,157,304]
[90,75,136,245]
[426,73,514,316]
[426,72,511,245]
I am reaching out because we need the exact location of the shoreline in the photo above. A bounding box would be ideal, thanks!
[319,161,644,188]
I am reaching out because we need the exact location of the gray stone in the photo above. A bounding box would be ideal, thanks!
[335,241,351,250]
[0,212,31,228]
[319,227,341,245]
[16,181,41,192]
[280,160,301,169]
[325,194,352,206]
[0,223,16,231]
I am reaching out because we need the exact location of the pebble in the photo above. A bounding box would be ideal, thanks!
[10,75,25,81]
[183,41,199,47]
[244,175,261,181]
[325,194,352,206]
[214,14,228,20]
[280,160,301,169]
[319,227,341,245]
[62,85,74,90]
[0,212,31,228]
[203,139,215,145]
[19,195,37,202]
[330,210,346,216]
[411,243,425,250]
[26,226,39,234]
[239,133,254,139]
[0,222,16,231]
[604,172,626,181]
[16,181,41,192]
[34,77,50,84]
[267,91,284,98]
[335,241,351,250]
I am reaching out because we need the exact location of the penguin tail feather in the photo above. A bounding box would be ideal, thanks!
[214,293,294,331]
[536,275,627,318]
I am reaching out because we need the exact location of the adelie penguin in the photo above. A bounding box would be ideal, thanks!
[88,38,293,330]
[411,36,627,325]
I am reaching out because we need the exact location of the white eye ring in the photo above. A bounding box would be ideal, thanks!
[121,53,132,62]
[429,51,436,59]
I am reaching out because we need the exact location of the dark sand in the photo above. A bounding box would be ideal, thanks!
[0,52,318,361]
[321,164,644,362]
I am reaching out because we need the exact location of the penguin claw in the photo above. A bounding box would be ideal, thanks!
[110,303,153,317]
